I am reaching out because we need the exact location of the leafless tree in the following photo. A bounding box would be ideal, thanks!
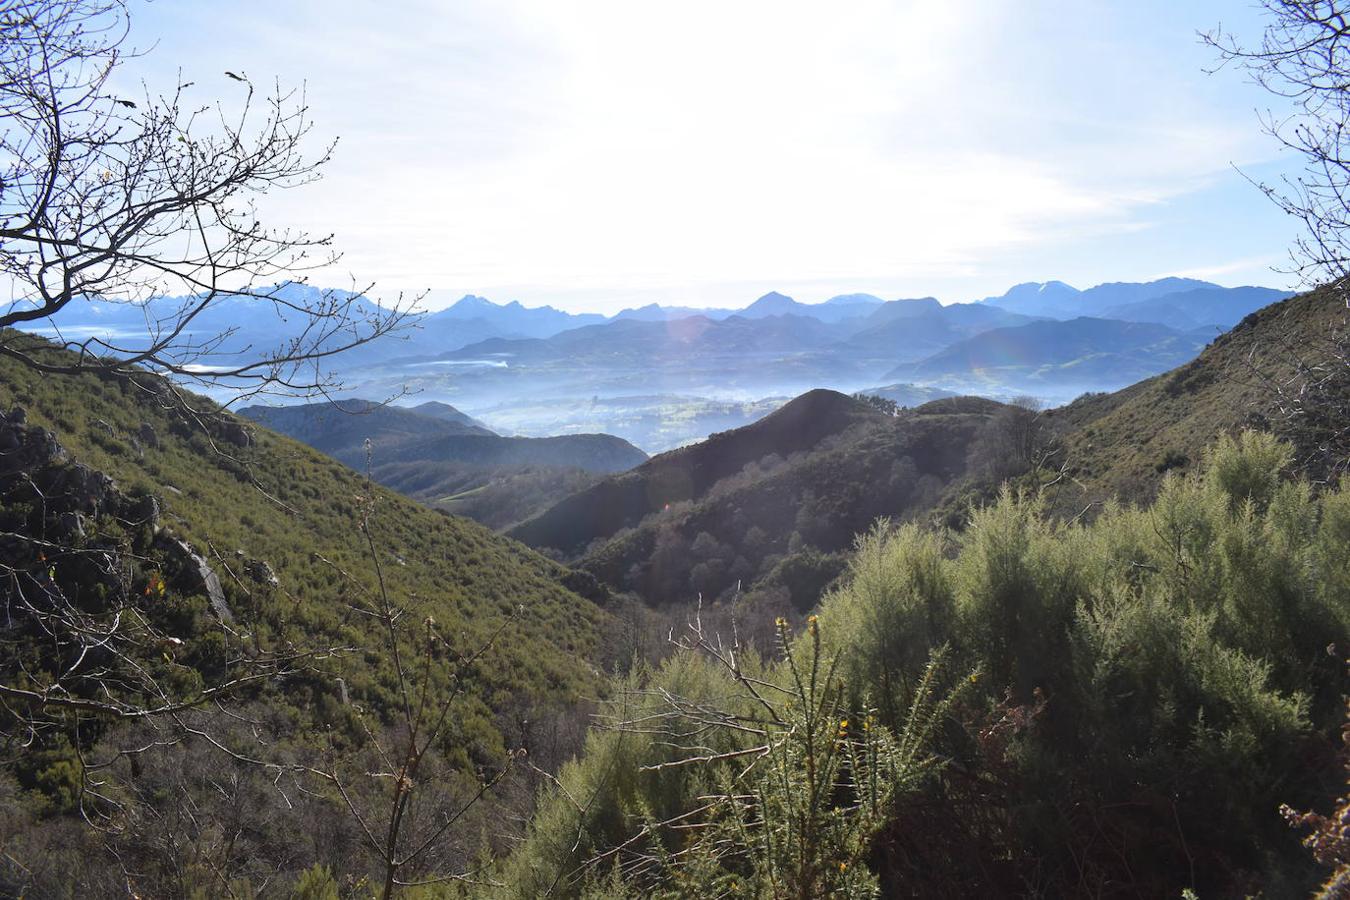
[968,396,1054,483]
[0,0,415,409]
[1205,2,1350,298]
[0,6,462,888]
[0,0,414,758]
[303,469,521,898]
[1205,3,1350,473]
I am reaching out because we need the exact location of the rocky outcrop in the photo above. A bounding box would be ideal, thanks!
[157,536,235,624]
[128,493,160,526]
[215,419,252,449]
[0,407,67,480]
[0,405,234,626]
[41,463,118,516]
[166,412,252,449]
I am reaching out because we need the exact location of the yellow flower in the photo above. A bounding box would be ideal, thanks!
[839,862,848,872]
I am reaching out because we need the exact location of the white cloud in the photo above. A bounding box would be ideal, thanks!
[129,0,1295,310]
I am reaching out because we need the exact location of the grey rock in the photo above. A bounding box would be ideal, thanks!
[42,463,117,515]
[244,558,279,588]
[217,420,252,448]
[57,511,85,540]
[0,420,66,479]
[127,494,159,526]
[137,422,159,449]
[158,536,235,624]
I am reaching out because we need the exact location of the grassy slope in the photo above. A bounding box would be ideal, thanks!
[0,336,607,756]
[1049,287,1349,505]
[373,460,607,531]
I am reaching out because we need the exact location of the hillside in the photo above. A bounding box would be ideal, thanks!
[0,332,610,775]
[892,316,1210,399]
[241,398,648,530]
[407,399,494,430]
[508,389,881,556]
[241,398,646,472]
[510,390,1005,608]
[372,461,609,530]
[1046,285,1350,505]
[239,398,494,454]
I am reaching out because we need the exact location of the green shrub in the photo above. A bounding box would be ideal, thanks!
[508,430,1348,897]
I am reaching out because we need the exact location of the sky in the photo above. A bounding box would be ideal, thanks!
[128,0,1303,313]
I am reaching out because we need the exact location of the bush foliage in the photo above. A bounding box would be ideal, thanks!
[499,430,1349,897]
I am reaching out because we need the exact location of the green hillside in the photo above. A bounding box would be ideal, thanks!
[583,397,995,608]
[240,398,649,531]
[510,390,1007,610]
[508,390,883,556]
[0,334,609,708]
[373,460,609,531]
[1047,286,1350,506]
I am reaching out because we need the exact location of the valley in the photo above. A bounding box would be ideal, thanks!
[28,277,1293,452]
[6,2,1350,896]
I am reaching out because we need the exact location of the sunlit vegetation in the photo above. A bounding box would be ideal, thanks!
[0,335,611,894]
[496,432,1349,897]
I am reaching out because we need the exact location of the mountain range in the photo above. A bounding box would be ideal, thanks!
[493,284,1339,618]
[12,277,1296,443]
[3,281,1345,898]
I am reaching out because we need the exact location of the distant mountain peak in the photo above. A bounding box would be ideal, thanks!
[449,294,496,310]
[444,294,547,314]
[740,291,807,318]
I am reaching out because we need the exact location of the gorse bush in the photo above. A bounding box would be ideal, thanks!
[636,624,961,900]
[503,430,1349,897]
[501,615,962,900]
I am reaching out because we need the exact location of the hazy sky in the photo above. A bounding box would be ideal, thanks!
[130,1,1300,313]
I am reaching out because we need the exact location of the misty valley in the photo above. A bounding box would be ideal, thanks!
[4,2,1350,898]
